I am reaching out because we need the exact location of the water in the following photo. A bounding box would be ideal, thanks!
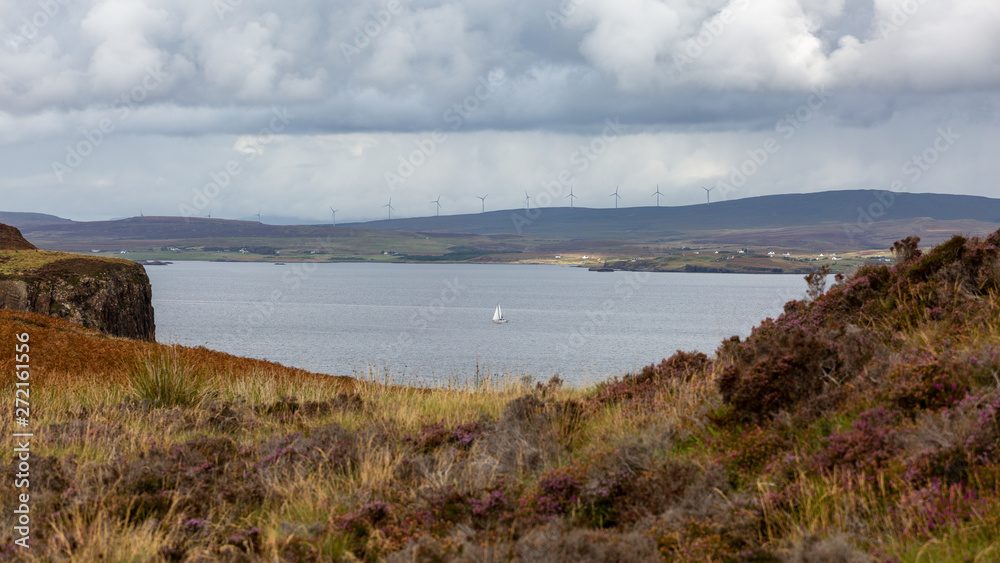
[146,262,808,386]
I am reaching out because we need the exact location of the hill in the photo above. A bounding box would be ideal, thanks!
[0,211,74,229]
[8,191,1000,258]
[1,229,998,560]
[347,190,1000,243]
[0,223,36,250]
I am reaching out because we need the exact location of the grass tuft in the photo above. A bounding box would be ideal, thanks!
[127,349,208,408]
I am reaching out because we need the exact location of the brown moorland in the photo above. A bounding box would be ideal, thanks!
[1,230,999,561]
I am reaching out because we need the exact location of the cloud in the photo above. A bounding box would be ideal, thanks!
[1,0,998,223]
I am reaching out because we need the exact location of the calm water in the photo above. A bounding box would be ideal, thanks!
[146,262,808,385]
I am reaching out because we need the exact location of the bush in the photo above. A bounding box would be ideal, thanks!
[128,350,207,408]
[593,350,710,405]
[812,407,900,474]
[716,323,840,423]
[883,352,971,413]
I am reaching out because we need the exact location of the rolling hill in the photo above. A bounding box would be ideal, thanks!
[5,190,1000,254]
[345,190,1000,243]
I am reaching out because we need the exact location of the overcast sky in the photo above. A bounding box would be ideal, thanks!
[1,0,998,223]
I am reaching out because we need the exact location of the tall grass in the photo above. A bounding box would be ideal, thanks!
[127,350,208,408]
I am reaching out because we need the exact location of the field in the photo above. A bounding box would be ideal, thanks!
[2,231,1000,561]
[0,250,137,278]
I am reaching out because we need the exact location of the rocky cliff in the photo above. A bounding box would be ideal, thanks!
[0,224,155,341]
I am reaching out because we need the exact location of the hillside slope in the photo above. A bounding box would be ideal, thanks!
[1,230,998,560]
[9,190,1000,254]
[0,223,36,250]
[348,190,1000,241]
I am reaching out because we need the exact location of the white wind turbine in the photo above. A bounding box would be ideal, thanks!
[652,185,664,207]
[566,186,577,208]
[702,186,715,204]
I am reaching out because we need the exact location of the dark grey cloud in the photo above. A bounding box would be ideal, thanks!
[1,0,998,223]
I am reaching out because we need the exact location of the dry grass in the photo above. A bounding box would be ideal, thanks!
[0,249,132,277]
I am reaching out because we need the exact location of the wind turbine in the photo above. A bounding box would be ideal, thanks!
[524,190,531,211]
[329,206,338,226]
[139,208,144,218]
[610,186,621,209]
[430,195,441,217]
[383,197,395,220]
[206,209,212,218]
[477,194,488,213]
[566,186,577,208]
[702,186,715,204]
[255,209,262,223]
[652,185,664,207]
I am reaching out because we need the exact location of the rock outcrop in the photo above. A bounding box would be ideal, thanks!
[1,224,155,341]
[0,223,36,250]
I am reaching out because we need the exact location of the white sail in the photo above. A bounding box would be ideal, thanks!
[493,304,506,323]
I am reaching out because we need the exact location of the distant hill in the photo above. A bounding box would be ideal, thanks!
[0,212,74,229]
[345,190,1000,240]
[7,190,1000,253]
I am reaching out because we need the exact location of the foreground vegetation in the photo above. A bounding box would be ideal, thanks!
[2,231,1000,561]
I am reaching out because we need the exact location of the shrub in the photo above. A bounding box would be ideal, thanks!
[812,407,900,474]
[805,265,831,302]
[593,350,710,405]
[784,534,869,563]
[527,465,586,517]
[128,350,207,408]
[892,236,922,263]
[717,322,840,423]
[514,523,662,563]
[883,352,970,413]
[720,425,789,481]
[899,481,989,538]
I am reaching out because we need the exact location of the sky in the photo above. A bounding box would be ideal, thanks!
[0,0,998,223]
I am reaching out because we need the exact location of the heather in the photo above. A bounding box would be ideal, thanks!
[2,230,1000,561]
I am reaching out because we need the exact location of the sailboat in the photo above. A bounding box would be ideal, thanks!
[492,304,507,324]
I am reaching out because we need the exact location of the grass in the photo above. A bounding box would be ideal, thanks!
[128,351,209,408]
[2,230,1000,561]
[0,249,133,277]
